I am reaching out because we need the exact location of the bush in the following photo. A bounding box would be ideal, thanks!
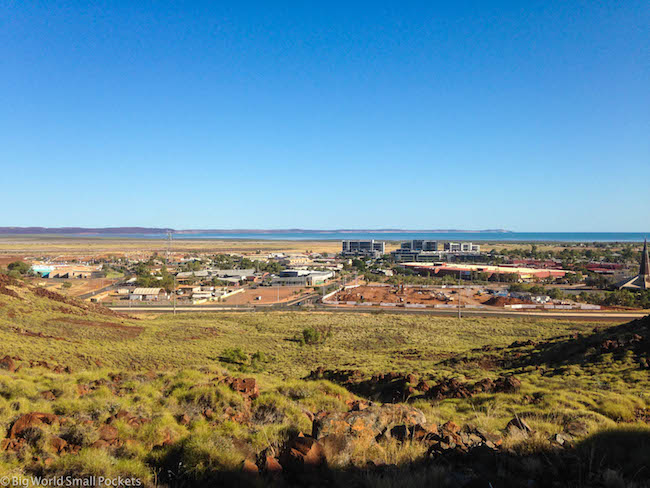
[220,349,268,372]
[300,326,332,345]
[220,348,248,365]
[7,261,31,275]
[302,327,321,345]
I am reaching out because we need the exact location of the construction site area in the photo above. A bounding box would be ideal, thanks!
[331,284,493,307]
[328,284,602,311]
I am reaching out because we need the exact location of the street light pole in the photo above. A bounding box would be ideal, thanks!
[458,271,462,320]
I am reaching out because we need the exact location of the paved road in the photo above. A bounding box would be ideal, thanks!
[78,279,128,299]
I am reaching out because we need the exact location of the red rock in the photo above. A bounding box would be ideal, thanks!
[50,436,67,453]
[40,391,57,401]
[283,436,325,469]
[221,377,259,399]
[440,421,460,435]
[313,404,426,442]
[0,355,16,372]
[98,424,118,441]
[242,458,259,475]
[1,438,26,452]
[410,423,438,441]
[506,417,533,434]
[91,439,110,449]
[264,456,283,474]
[494,376,521,393]
[10,413,59,438]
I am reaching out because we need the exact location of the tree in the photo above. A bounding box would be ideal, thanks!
[7,261,31,275]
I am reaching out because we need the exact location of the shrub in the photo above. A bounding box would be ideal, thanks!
[300,326,332,345]
[220,348,248,365]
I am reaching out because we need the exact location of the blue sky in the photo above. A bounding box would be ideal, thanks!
[1,1,648,231]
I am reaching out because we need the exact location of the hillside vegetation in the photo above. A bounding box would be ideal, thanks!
[0,274,649,487]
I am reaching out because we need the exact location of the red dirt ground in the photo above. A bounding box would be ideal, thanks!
[334,285,493,307]
[219,286,311,305]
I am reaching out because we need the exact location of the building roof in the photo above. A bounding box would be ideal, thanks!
[176,270,210,278]
[132,288,164,295]
[212,269,255,278]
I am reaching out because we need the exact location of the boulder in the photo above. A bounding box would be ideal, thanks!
[10,413,59,438]
[472,378,495,393]
[91,439,110,449]
[281,435,325,470]
[222,377,260,399]
[241,458,258,475]
[0,355,16,372]
[441,421,461,435]
[262,455,283,475]
[40,391,57,401]
[98,424,118,441]
[506,417,533,435]
[1,438,26,452]
[563,419,589,437]
[427,378,472,400]
[50,436,67,453]
[494,376,521,393]
[549,433,572,447]
[313,404,426,442]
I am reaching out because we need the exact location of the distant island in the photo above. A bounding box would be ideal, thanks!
[0,227,511,235]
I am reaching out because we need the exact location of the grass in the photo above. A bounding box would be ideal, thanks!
[0,285,608,377]
[1,280,649,486]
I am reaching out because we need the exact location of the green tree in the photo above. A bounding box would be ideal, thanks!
[7,261,31,275]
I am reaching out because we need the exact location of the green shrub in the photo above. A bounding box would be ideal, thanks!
[300,326,332,345]
[220,347,248,365]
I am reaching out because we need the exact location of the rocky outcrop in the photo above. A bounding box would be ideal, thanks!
[313,404,426,442]
[9,412,59,438]
[307,368,522,403]
[220,377,259,399]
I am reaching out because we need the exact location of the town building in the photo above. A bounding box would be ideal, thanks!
[271,269,335,286]
[444,242,480,253]
[341,240,385,257]
[130,288,168,301]
[402,262,568,280]
[175,269,258,283]
[391,240,480,262]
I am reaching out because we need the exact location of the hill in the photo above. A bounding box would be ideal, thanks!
[0,274,648,487]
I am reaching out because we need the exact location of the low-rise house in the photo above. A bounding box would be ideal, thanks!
[130,288,167,301]
[271,269,334,286]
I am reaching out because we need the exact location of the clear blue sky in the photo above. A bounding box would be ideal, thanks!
[1,1,648,231]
